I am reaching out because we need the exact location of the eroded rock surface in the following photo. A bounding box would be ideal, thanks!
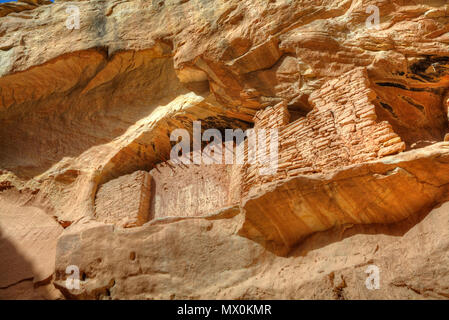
[1,0,449,299]
[52,195,449,299]
[0,196,63,299]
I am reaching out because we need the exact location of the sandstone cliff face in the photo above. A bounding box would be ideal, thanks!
[1,0,449,299]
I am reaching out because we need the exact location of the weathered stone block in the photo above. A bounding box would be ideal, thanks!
[95,171,151,228]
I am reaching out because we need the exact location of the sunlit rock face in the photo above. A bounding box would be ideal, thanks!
[1,0,449,299]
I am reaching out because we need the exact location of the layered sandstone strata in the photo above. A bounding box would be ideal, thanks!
[1,0,449,299]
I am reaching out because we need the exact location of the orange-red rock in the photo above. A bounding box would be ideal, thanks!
[1,0,449,300]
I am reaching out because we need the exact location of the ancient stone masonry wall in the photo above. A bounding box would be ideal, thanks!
[253,102,290,129]
[92,68,407,223]
[242,68,406,198]
[149,160,235,219]
[95,171,151,228]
